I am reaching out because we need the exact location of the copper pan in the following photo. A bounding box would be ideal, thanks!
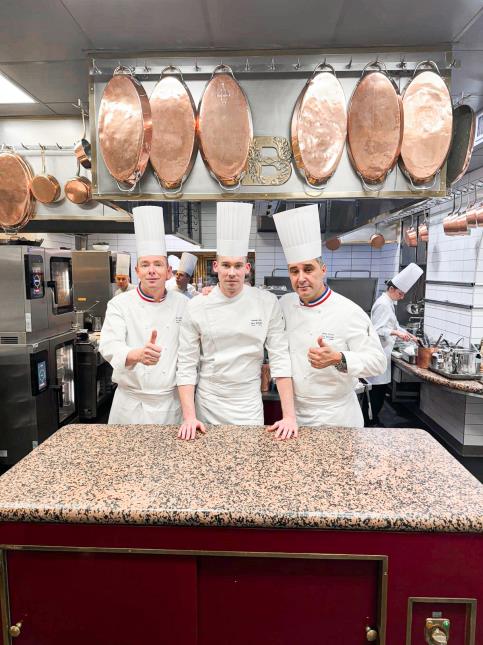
[418,221,429,242]
[347,61,403,191]
[404,223,418,247]
[446,104,476,187]
[291,63,346,189]
[30,146,62,203]
[370,232,385,248]
[98,66,152,192]
[443,214,469,236]
[325,237,341,251]
[400,61,453,190]
[150,66,197,195]
[0,150,36,232]
[65,162,92,204]
[74,107,91,169]
[197,65,253,190]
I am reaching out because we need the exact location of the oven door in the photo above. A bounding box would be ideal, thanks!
[50,333,77,426]
[45,250,75,333]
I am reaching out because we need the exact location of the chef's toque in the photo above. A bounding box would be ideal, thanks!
[133,206,167,258]
[168,255,180,272]
[115,253,131,276]
[273,204,321,264]
[178,252,198,276]
[216,202,253,257]
[391,263,423,292]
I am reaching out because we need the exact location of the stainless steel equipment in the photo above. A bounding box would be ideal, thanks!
[75,335,114,420]
[453,348,478,375]
[0,245,74,343]
[72,250,116,322]
[327,273,378,315]
[0,330,77,465]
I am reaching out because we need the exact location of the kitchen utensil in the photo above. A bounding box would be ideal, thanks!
[65,162,92,204]
[149,66,198,194]
[325,237,341,251]
[452,348,478,375]
[418,212,429,242]
[404,219,418,246]
[0,150,36,231]
[435,333,444,347]
[431,352,444,370]
[347,61,403,191]
[197,64,253,190]
[446,104,476,187]
[369,232,385,248]
[30,145,62,203]
[406,302,423,315]
[440,347,455,373]
[74,106,92,170]
[400,61,453,189]
[98,66,152,191]
[92,316,102,332]
[291,62,347,189]
[417,346,437,369]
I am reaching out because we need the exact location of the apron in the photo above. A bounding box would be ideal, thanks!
[108,387,181,424]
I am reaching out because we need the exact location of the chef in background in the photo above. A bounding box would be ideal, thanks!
[364,263,423,425]
[99,206,187,424]
[114,253,135,296]
[165,254,180,291]
[167,252,199,299]
[176,202,297,440]
[274,204,387,429]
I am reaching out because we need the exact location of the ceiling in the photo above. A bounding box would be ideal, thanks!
[0,0,482,117]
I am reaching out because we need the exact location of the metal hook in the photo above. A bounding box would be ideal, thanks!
[143,60,151,73]
[20,142,29,150]
[345,56,352,69]
[245,58,250,72]
[194,58,200,71]
[268,57,276,71]
[293,58,301,70]
[398,55,406,69]
[91,59,102,75]
[56,143,63,150]
[375,54,380,65]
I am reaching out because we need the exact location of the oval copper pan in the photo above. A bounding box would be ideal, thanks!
[291,66,346,187]
[65,176,92,204]
[400,69,453,185]
[98,70,152,190]
[150,70,197,192]
[347,69,403,187]
[446,104,476,187]
[197,66,253,188]
[0,152,36,230]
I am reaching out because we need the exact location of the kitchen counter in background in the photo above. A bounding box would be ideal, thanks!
[392,355,483,395]
[0,424,481,644]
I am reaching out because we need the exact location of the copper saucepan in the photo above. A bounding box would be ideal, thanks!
[30,146,62,203]
[325,237,341,251]
[418,221,429,242]
[74,107,91,169]
[370,232,385,248]
[404,223,418,247]
[65,161,92,204]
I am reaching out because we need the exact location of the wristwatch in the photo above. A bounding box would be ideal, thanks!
[333,352,347,373]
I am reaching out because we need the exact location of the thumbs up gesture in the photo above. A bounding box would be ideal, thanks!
[307,336,342,369]
[140,329,162,366]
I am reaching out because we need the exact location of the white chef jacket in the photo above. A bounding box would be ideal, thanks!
[99,288,188,424]
[167,282,199,299]
[114,283,136,297]
[280,289,386,428]
[176,284,292,425]
[367,291,404,385]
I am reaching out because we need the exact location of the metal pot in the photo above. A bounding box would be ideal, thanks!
[30,146,62,203]
[440,347,455,373]
[325,237,341,251]
[453,349,478,375]
[417,346,437,369]
[431,352,444,370]
[404,225,418,247]
[418,221,429,242]
[370,232,385,248]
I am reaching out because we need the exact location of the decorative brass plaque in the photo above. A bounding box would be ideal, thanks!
[242,136,292,186]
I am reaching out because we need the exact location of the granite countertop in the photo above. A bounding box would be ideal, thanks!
[392,356,483,394]
[0,424,481,532]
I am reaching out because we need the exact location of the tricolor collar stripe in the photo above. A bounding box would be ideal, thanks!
[300,287,332,307]
[137,286,166,303]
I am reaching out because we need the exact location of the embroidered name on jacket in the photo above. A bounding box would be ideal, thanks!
[249,318,263,327]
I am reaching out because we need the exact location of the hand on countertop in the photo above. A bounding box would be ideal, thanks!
[178,417,207,441]
[268,417,298,440]
[307,337,342,369]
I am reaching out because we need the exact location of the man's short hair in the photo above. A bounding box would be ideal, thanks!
[315,256,325,267]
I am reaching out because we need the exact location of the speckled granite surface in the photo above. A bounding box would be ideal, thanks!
[393,356,483,394]
[0,424,481,532]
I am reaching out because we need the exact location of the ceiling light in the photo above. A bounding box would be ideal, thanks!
[0,73,36,103]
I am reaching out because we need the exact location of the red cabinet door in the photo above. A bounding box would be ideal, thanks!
[6,550,197,645]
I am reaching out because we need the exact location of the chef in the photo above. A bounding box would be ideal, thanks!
[176,202,297,440]
[99,206,188,424]
[113,253,135,296]
[165,254,180,290]
[364,263,424,424]
[167,252,199,299]
[273,204,387,428]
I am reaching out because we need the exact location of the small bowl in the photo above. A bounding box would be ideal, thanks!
[92,243,109,251]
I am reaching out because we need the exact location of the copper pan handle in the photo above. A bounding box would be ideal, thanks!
[361,60,387,76]
[156,174,184,197]
[406,171,439,192]
[359,173,387,193]
[160,65,184,80]
[217,177,241,192]
[310,61,336,79]
[413,60,441,77]
[303,179,327,196]
[113,64,135,77]
[115,178,139,193]
[210,64,235,80]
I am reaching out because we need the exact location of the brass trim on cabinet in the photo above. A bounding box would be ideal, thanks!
[0,545,388,645]
[406,596,477,645]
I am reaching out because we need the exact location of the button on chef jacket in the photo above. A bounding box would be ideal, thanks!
[367,291,404,385]
[99,287,188,424]
[176,284,292,425]
[280,289,386,428]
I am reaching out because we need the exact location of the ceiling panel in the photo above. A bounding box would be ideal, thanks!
[0,0,91,62]
[0,61,88,103]
[0,103,54,117]
[63,0,213,50]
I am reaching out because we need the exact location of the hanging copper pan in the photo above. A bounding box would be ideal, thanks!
[197,65,253,190]
[74,107,91,169]
[347,61,403,191]
[30,146,62,203]
[404,222,418,247]
[98,66,152,192]
[446,104,476,187]
[418,221,429,242]
[65,162,92,204]
[400,61,453,189]
[0,150,36,231]
[325,237,341,251]
[149,66,197,194]
[291,63,346,189]
[370,232,385,248]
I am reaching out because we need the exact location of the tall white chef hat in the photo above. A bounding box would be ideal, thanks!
[115,253,131,276]
[216,202,253,257]
[178,252,198,276]
[391,263,423,293]
[273,204,321,264]
[132,206,167,259]
[168,255,180,272]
